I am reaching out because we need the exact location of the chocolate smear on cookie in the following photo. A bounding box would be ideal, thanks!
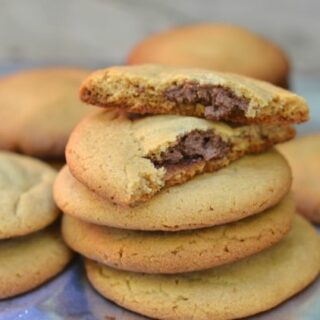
[149,130,232,167]
[165,83,249,121]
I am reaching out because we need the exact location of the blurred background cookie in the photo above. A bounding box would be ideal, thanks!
[278,134,320,223]
[128,24,290,87]
[0,67,91,160]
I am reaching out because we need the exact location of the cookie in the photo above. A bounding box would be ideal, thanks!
[62,194,293,274]
[0,151,59,239]
[0,67,91,159]
[278,134,320,223]
[128,24,290,88]
[55,150,291,231]
[80,64,308,125]
[85,216,320,320]
[0,225,73,299]
[66,110,294,206]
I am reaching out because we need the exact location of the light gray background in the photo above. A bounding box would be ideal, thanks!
[0,0,320,74]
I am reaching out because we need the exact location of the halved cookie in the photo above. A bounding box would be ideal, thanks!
[0,226,73,299]
[55,150,292,231]
[66,110,294,206]
[62,194,294,274]
[85,216,320,320]
[80,64,308,124]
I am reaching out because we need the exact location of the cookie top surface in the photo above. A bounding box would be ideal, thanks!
[66,110,294,206]
[80,64,308,125]
[0,67,91,159]
[85,216,320,320]
[0,226,73,299]
[62,194,294,274]
[128,24,290,87]
[278,134,320,223]
[0,151,59,239]
[56,150,292,231]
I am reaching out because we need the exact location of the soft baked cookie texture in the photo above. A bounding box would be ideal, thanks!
[0,151,73,299]
[0,151,59,239]
[278,134,320,223]
[66,109,294,206]
[127,24,290,88]
[0,67,91,159]
[55,151,292,231]
[0,226,73,299]
[62,194,294,274]
[80,64,308,125]
[85,216,320,320]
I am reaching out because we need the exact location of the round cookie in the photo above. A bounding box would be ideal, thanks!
[0,151,59,239]
[85,216,320,320]
[62,195,293,274]
[128,24,290,87]
[80,65,307,128]
[66,110,294,206]
[0,67,91,159]
[278,134,320,223]
[0,226,73,299]
[55,150,292,231]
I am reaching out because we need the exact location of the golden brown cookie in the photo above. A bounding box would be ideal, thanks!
[0,151,59,239]
[278,133,320,223]
[55,150,292,231]
[66,110,294,206]
[80,64,308,125]
[128,24,290,88]
[0,225,73,299]
[62,194,293,274]
[85,216,320,320]
[0,67,91,159]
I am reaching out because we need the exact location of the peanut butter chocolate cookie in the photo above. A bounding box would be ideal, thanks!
[80,64,308,125]
[66,110,294,206]
[0,67,90,159]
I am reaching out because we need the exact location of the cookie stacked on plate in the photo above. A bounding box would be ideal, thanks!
[55,65,320,320]
[0,152,73,299]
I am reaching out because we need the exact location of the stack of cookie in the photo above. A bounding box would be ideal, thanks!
[0,152,73,299]
[55,65,320,320]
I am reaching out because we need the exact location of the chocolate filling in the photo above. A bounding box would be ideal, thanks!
[150,130,232,167]
[165,83,249,121]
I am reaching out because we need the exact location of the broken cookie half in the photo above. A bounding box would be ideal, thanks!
[66,110,294,206]
[80,64,308,125]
